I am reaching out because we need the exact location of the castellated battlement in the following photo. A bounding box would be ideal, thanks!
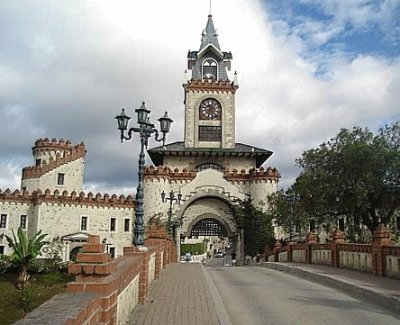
[33,138,85,157]
[0,188,134,208]
[22,139,86,180]
[144,165,280,183]
[225,167,280,183]
[184,79,238,93]
[144,165,196,181]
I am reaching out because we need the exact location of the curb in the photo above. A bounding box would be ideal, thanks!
[262,262,400,314]
[202,265,233,325]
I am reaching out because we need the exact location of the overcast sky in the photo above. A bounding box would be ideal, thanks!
[0,0,399,195]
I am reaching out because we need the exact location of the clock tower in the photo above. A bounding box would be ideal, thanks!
[145,14,280,257]
[183,14,237,149]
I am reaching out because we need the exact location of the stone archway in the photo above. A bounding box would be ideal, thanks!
[189,217,228,237]
[175,194,244,263]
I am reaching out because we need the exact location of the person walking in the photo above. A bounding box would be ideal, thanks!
[231,250,237,267]
[185,251,192,263]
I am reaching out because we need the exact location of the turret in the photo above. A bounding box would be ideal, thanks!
[21,138,86,193]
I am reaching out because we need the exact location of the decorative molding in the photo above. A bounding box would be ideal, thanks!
[184,79,238,93]
[144,165,280,183]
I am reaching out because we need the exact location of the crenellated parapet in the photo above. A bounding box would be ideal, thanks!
[224,166,280,183]
[144,165,280,184]
[0,188,32,204]
[184,79,238,94]
[22,138,86,180]
[144,165,197,182]
[33,138,81,154]
[0,188,135,209]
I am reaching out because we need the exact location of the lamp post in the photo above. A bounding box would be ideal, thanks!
[161,190,182,242]
[115,102,173,249]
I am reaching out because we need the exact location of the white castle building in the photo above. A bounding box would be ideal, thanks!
[0,138,134,260]
[0,15,280,261]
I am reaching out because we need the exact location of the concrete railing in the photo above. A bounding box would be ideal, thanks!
[266,224,400,279]
[16,225,177,325]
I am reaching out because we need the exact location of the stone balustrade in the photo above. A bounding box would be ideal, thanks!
[266,225,400,279]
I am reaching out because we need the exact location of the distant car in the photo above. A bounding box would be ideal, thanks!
[215,252,225,258]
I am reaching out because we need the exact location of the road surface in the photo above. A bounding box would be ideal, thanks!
[207,265,399,325]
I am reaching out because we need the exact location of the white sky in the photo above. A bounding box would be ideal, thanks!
[0,0,399,194]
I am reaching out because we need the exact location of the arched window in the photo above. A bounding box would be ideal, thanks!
[202,59,218,80]
[195,163,225,172]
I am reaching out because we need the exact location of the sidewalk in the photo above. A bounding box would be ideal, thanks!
[132,263,231,325]
[262,262,400,313]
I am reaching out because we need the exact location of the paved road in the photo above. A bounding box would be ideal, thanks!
[207,265,400,325]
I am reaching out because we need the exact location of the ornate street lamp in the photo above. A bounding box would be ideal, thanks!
[115,102,173,249]
[161,190,182,242]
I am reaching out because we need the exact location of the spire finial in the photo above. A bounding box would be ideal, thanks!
[209,0,212,16]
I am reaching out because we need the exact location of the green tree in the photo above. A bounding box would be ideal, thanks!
[4,228,48,289]
[293,122,400,233]
[234,198,275,257]
[267,189,310,241]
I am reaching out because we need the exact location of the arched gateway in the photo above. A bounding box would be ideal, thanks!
[143,14,279,264]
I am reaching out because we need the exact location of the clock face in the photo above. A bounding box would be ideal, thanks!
[199,98,221,120]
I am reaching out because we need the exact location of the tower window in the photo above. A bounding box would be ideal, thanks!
[81,216,88,231]
[20,215,27,229]
[199,126,221,141]
[0,214,7,229]
[202,59,218,80]
[195,163,224,172]
[36,159,41,167]
[124,219,130,232]
[57,173,65,185]
[110,218,116,232]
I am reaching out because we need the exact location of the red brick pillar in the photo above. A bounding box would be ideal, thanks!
[123,246,150,304]
[372,224,393,276]
[68,235,116,279]
[67,235,118,324]
[306,232,317,264]
[330,229,345,268]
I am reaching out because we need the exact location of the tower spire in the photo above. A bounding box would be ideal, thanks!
[200,14,220,51]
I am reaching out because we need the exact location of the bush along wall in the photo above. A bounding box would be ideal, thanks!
[180,243,206,256]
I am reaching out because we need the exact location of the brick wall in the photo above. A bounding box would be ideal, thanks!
[266,224,400,279]
[16,225,176,325]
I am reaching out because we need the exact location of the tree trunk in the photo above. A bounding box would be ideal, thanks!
[16,265,30,290]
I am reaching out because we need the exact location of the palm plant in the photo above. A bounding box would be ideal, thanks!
[4,228,48,289]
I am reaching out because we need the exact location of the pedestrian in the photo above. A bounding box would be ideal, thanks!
[231,250,237,267]
[185,251,192,263]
